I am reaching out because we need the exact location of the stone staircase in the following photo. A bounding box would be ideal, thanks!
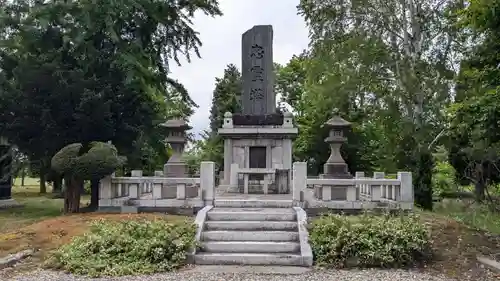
[193,200,312,266]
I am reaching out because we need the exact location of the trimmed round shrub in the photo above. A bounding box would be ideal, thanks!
[51,141,126,179]
[45,218,196,277]
[309,213,432,268]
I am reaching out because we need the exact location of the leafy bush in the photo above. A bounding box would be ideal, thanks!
[432,146,458,197]
[309,213,432,268]
[46,218,196,277]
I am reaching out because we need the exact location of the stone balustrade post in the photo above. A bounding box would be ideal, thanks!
[201,161,215,206]
[292,162,307,204]
[372,172,384,201]
[398,172,413,209]
[355,171,364,199]
[129,170,142,199]
[99,175,112,207]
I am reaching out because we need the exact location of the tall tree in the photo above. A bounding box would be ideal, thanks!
[0,0,222,209]
[297,0,465,209]
[447,0,500,201]
[209,64,242,133]
[199,64,242,169]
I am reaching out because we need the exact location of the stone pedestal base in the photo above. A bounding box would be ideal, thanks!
[323,162,352,179]
[163,162,188,178]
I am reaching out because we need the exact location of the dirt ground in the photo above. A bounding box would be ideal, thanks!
[418,212,500,279]
[0,213,189,278]
[1,209,500,279]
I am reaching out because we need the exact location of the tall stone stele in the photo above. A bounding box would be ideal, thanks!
[161,119,191,177]
[322,110,352,179]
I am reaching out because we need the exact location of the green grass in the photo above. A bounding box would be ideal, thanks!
[433,199,500,234]
[12,177,41,188]
[0,177,89,233]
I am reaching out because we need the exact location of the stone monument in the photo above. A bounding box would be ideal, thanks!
[218,25,298,194]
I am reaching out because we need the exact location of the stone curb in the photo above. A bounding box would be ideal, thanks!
[0,249,35,270]
[293,206,313,267]
[477,255,500,273]
[187,205,213,263]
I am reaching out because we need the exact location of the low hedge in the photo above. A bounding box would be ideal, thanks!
[45,218,196,277]
[309,213,432,268]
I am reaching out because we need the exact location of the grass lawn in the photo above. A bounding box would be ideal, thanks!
[0,178,90,233]
[434,198,500,234]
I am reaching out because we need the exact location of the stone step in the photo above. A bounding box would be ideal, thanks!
[214,199,293,208]
[205,220,298,231]
[194,252,304,266]
[202,230,299,242]
[200,241,300,253]
[207,208,296,221]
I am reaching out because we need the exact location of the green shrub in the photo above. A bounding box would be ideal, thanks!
[309,213,432,268]
[45,218,196,277]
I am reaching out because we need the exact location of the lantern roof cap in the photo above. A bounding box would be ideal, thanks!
[324,108,351,128]
[159,119,191,130]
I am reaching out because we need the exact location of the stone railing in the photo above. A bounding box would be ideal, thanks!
[292,162,413,210]
[99,161,215,210]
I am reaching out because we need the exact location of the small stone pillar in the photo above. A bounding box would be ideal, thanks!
[223,112,233,128]
[0,137,19,208]
[322,109,352,179]
[282,112,293,128]
[0,137,12,201]
[161,119,191,178]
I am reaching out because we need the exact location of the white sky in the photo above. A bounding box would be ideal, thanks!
[169,0,309,138]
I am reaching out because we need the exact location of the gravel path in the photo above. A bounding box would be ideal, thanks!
[3,268,461,281]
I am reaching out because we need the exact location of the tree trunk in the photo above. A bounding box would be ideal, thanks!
[89,178,99,210]
[52,173,62,197]
[21,168,25,186]
[64,176,82,213]
[39,165,47,194]
[474,163,485,202]
[414,148,434,210]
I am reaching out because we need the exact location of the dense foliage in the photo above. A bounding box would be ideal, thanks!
[46,218,196,277]
[0,0,221,193]
[309,213,432,267]
[1,0,500,211]
[447,0,500,201]
[185,64,242,172]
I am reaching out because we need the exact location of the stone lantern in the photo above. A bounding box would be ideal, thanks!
[160,119,191,177]
[322,109,352,179]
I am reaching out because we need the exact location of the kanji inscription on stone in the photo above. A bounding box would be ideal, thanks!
[250,66,264,82]
[241,25,275,115]
[250,44,264,59]
[249,88,264,100]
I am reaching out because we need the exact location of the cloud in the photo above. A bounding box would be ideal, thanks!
[168,0,309,138]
